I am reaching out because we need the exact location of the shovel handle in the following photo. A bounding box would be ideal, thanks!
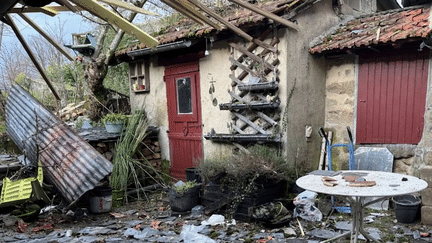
[347,126,353,143]
[318,127,329,144]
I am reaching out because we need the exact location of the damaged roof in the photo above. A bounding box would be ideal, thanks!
[5,84,113,203]
[116,0,318,56]
[310,5,432,54]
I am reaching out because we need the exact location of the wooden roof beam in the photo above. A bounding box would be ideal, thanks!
[186,0,252,41]
[18,13,74,61]
[56,0,80,12]
[227,0,299,31]
[97,0,157,16]
[10,5,83,13]
[69,0,159,48]
[162,0,221,30]
[5,14,61,101]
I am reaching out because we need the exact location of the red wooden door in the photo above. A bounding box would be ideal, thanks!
[165,62,203,181]
[357,50,429,144]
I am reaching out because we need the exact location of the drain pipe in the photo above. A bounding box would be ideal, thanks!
[127,40,192,59]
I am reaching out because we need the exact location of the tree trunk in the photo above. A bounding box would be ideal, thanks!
[84,57,109,120]
[0,91,5,115]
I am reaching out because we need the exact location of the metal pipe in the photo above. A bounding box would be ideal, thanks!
[127,40,192,58]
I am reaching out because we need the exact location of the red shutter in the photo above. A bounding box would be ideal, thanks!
[357,50,429,144]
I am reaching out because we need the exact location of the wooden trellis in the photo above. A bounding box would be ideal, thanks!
[205,28,281,147]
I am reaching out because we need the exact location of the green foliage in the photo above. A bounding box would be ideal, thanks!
[104,63,129,95]
[173,181,197,194]
[110,109,149,192]
[102,113,127,124]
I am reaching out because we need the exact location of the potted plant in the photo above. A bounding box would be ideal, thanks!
[102,113,127,133]
[168,181,201,212]
[198,145,293,219]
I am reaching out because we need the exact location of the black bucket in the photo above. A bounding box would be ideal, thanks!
[185,167,202,182]
[393,195,421,224]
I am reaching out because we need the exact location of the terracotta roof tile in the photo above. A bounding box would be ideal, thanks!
[310,5,431,54]
[116,0,309,56]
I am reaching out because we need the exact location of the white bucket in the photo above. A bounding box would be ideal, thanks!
[89,186,112,213]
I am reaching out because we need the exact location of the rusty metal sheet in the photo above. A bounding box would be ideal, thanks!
[5,84,113,203]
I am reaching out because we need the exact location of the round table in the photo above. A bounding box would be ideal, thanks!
[296,170,427,242]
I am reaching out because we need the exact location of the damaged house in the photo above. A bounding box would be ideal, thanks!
[310,1,432,175]
[114,0,402,180]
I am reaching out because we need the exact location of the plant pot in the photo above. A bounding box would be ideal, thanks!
[104,121,125,133]
[185,167,202,182]
[168,185,200,212]
[89,186,112,213]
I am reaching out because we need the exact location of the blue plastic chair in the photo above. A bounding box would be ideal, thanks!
[318,126,355,213]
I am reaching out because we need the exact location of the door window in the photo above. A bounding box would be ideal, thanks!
[176,77,192,114]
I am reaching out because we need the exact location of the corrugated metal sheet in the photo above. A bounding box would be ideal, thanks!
[310,6,431,54]
[357,50,429,144]
[5,84,113,203]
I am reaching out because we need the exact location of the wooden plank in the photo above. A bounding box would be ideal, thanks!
[253,39,277,53]
[10,6,83,13]
[227,0,299,31]
[167,0,221,30]
[233,143,250,154]
[229,74,243,86]
[229,42,275,71]
[187,0,252,41]
[70,0,159,48]
[231,124,246,134]
[5,15,61,101]
[237,37,280,80]
[56,0,80,12]
[97,0,157,16]
[18,13,74,61]
[229,56,259,77]
[318,136,326,170]
[233,112,268,134]
[256,111,277,126]
[230,28,273,71]
[228,90,249,104]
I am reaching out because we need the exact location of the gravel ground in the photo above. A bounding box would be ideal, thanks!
[0,191,431,243]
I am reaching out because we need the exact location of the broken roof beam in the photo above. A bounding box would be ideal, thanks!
[187,0,252,41]
[227,0,299,31]
[5,14,61,101]
[9,5,83,13]
[56,0,80,12]
[69,0,159,48]
[97,0,157,16]
[18,13,74,61]
[161,0,221,30]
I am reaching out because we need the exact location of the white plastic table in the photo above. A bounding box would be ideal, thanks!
[296,170,427,243]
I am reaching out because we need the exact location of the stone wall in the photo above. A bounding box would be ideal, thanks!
[323,56,356,170]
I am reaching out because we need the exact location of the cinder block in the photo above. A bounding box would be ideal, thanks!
[422,206,432,225]
[422,188,432,206]
[419,166,432,188]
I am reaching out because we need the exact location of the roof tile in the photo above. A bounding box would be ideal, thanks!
[117,0,308,56]
[310,5,432,54]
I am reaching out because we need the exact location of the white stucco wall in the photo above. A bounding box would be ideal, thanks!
[129,57,170,160]
[199,41,237,159]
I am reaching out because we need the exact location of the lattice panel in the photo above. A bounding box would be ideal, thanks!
[227,28,280,140]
